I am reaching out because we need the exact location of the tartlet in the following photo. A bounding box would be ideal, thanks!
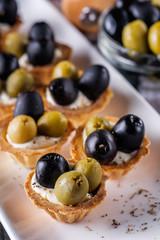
[1,21,72,86]
[1,38,72,86]
[24,168,107,223]
[39,64,113,128]
[0,114,74,168]
[41,86,113,128]
[70,116,150,179]
[0,102,15,117]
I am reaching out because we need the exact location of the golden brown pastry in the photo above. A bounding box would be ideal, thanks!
[70,116,150,179]
[41,87,113,128]
[25,170,107,223]
[61,0,115,34]
[24,153,107,223]
[0,113,74,168]
[39,64,113,128]
[1,21,72,86]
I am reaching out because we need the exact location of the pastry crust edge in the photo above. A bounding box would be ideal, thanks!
[40,87,113,128]
[0,114,74,168]
[24,170,107,223]
[70,116,150,179]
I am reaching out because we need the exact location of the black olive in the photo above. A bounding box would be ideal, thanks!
[128,1,159,26]
[85,129,117,165]
[27,40,54,66]
[29,22,54,41]
[78,64,109,101]
[14,91,44,122]
[49,77,78,106]
[116,0,150,9]
[0,0,17,25]
[0,52,19,81]
[112,114,145,153]
[103,7,129,43]
[36,153,69,188]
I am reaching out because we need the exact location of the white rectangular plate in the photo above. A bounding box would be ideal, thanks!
[1,0,160,239]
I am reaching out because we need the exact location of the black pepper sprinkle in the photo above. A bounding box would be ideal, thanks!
[130,208,138,217]
[113,199,119,201]
[101,214,108,218]
[144,194,148,197]
[141,223,147,226]
[85,226,92,231]
[148,208,157,215]
[142,227,147,231]
[112,219,120,228]
[130,189,151,199]
[150,204,157,208]
[126,228,130,233]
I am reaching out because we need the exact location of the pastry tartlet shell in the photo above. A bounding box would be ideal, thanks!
[0,104,15,118]
[70,116,150,179]
[0,42,72,117]
[40,86,113,128]
[24,169,107,223]
[0,114,74,168]
[0,16,22,117]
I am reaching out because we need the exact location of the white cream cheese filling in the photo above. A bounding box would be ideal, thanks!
[19,48,63,70]
[0,23,11,32]
[83,122,138,165]
[6,134,60,149]
[31,173,92,205]
[0,91,17,105]
[31,173,63,204]
[46,87,92,110]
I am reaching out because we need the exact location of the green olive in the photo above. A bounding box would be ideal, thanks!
[6,69,34,98]
[4,32,28,58]
[85,116,111,136]
[0,79,2,93]
[122,20,148,54]
[54,171,89,205]
[74,158,102,192]
[148,21,160,55]
[7,115,37,143]
[152,0,160,8]
[52,61,79,81]
[37,111,68,137]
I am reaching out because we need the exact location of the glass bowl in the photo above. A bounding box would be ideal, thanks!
[98,9,160,77]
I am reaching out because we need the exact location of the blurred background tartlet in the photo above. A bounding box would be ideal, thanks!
[61,0,115,34]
